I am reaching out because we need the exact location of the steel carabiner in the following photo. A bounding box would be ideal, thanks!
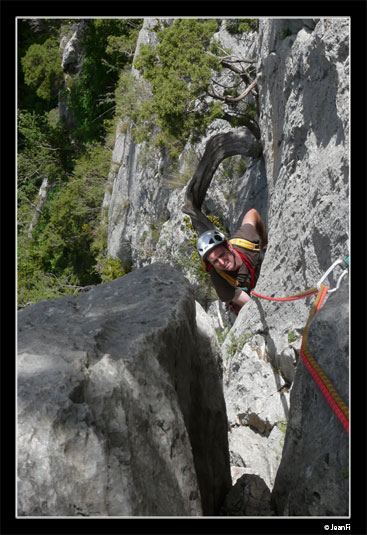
[316,257,349,294]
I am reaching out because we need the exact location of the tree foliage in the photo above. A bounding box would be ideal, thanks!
[67,19,143,143]
[18,19,141,307]
[21,38,64,103]
[32,153,107,282]
[18,143,111,307]
[226,19,259,34]
[127,18,259,155]
[133,19,224,150]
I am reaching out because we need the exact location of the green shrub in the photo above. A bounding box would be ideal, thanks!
[226,19,259,34]
[133,19,223,150]
[96,255,128,282]
[21,38,64,103]
[281,28,293,40]
[225,331,253,357]
[288,331,298,343]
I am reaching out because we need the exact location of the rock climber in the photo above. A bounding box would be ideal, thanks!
[197,208,268,316]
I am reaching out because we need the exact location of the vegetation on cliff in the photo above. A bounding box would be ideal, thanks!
[17,18,258,308]
[17,19,142,307]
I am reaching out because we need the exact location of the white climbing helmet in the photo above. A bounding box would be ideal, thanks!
[197,229,227,260]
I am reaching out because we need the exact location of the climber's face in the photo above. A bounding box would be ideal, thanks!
[207,244,238,271]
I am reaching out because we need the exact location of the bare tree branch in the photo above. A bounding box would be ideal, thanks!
[205,50,257,65]
[207,79,257,103]
[220,57,257,64]
[212,78,243,90]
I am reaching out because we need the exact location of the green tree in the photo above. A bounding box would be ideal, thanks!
[67,19,143,143]
[31,143,110,282]
[130,19,259,155]
[21,38,64,104]
[18,18,67,114]
[133,19,223,150]
[226,19,259,34]
[17,109,73,242]
[18,142,111,307]
[17,19,144,307]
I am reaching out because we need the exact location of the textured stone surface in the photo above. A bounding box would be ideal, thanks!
[220,474,274,516]
[219,19,349,506]
[271,282,349,516]
[107,19,171,268]
[102,18,349,516]
[227,424,286,491]
[221,313,289,491]
[61,20,88,74]
[17,264,231,516]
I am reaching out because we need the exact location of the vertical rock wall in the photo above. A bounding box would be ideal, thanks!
[107,19,172,269]
[222,17,349,511]
[271,282,349,515]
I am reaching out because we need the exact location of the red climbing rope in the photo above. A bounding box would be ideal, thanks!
[300,285,349,434]
[252,283,349,434]
[252,287,319,302]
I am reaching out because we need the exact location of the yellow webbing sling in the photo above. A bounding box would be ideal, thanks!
[229,238,260,252]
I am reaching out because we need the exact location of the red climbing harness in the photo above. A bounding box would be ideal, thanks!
[234,248,256,292]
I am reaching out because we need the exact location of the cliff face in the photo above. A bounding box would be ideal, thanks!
[104,17,349,513]
[17,17,350,517]
[107,19,170,270]
[220,17,350,506]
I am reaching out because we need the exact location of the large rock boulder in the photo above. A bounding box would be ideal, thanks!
[17,263,231,516]
[220,473,274,516]
[271,281,349,515]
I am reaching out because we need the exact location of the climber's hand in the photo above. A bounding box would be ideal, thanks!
[225,301,242,316]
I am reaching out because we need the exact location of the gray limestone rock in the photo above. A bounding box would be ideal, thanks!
[227,424,286,491]
[220,473,274,516]
[100,17,349,517]
[17,264,231,516]
[61,20,88,75]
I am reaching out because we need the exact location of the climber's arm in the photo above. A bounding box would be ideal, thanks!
[232,288,251,307]
[226,289,251,315]
[241,209,268,251]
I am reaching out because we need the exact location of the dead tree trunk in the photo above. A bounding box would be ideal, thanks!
[182,127,262,236]
[28,177,48,238]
